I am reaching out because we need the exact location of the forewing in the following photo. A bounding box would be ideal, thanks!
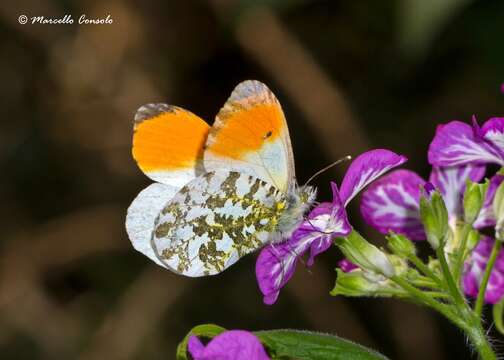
[132,103,210,187]
[204,80,294,192]
[151,170,286,277]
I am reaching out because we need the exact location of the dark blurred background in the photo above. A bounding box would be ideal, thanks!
[1,0,504,359]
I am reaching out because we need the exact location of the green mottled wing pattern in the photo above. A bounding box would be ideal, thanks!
[151,170,287,276]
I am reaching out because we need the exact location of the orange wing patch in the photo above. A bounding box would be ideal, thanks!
[132,104,210,186]
[204,80,295,192]
[207,103,283,159]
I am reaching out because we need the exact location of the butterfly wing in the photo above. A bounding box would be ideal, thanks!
[132,103,210,187]
[126,183,180,267]
[204,80,295,193]
[151,170,287,276]
[128,103,210,266]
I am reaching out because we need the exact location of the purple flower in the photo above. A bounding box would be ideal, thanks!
[428,117,504,167]
[256,149,407,304]
[361,163,504,303]
[188,330,270,360]
[360,165,486,240]
[463,236,504,304]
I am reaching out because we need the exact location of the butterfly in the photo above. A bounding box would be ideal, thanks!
[126,80,316,277]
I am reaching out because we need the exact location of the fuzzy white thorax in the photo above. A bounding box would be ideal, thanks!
[269,184,317,244]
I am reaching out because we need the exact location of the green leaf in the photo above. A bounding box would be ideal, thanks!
[177,325,388,360]
[256,329,388,360]
[176,323,226,360]
[493,298,504,335]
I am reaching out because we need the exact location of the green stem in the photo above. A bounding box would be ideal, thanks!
[412,278,442,289]
[436,247,467,311]
[390,276,463,328]
[392,276,496,359]
[437,233,497,359]
[454,223,472,280]
[475,240,502,317]
[427,291,451,299]
[408,254,444,288]
[465,319,496,360]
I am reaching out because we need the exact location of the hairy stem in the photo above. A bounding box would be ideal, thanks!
[436,247,467,312]
[465,318,496,360]
[390,276,463,328]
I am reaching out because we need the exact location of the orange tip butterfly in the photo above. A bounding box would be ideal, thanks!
[126,80,316,276]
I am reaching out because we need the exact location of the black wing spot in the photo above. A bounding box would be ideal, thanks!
[263,130,272,139]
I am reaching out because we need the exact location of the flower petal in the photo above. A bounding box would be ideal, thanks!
[428,120,504,166]
[481,117,504,153]
[428,165,485,220]
[360,170,425,240]
[339,149,408,206]
[306,234,333,267]
[463,236,504,304]
[474,174,504,229]
[188,331,270,360]
[328,182,352,235]
[255,238,306,305]
[188,336,206,358]
[125,183,179,267]
[256,228,329,304]
[294,217,332,267]
[256,196,350,304]
[302,183,351,265]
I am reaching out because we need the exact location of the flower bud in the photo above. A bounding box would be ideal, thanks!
[419,186,448,250]
[493,179,504,241]
[386,232,416,257]
[335,230,395,278]
[463,179,489,224]
[331,268,404,298]
[331,269,383,297]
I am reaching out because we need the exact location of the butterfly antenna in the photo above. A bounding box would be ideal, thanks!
[283,240,313,273]
[284,240,310,269]
[304,156,352,187]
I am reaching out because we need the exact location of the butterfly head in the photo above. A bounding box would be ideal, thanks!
[296,184,317,206]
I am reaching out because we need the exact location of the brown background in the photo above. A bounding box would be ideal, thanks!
[1,0,504,359]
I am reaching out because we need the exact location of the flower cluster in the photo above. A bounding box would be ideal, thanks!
[180,87,504,360]
[256,149,407,304]
[427,116,504,303]
[256,116,504,306]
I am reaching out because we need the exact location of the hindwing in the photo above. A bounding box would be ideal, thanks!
[151,170,287,276]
